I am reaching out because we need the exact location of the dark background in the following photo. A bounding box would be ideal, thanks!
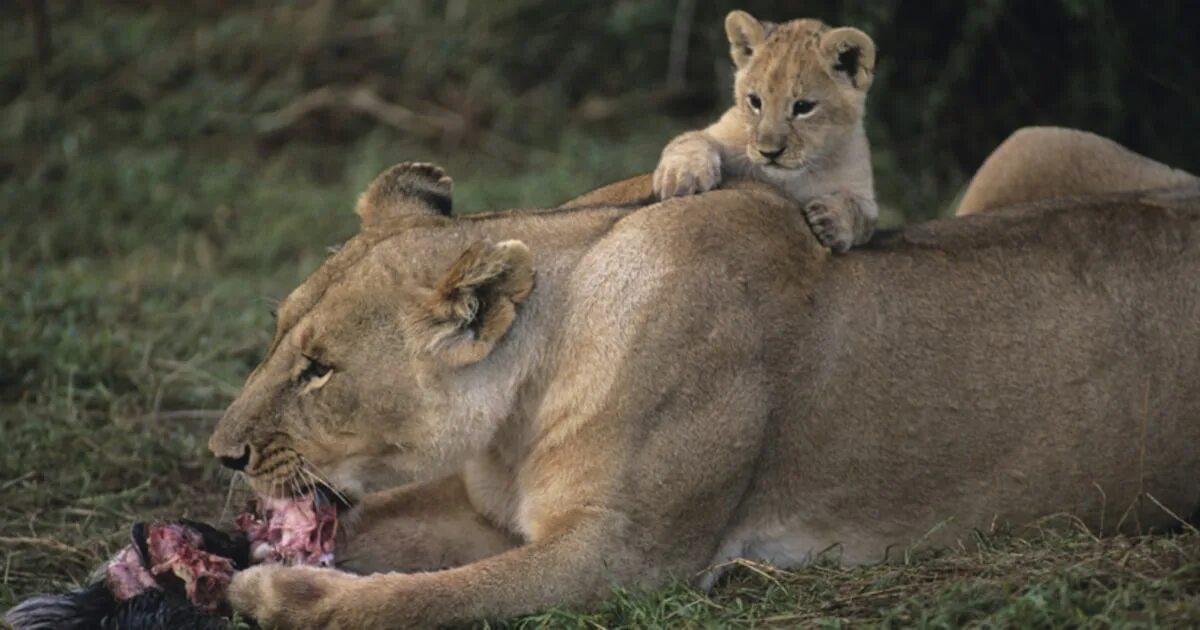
[5,1,1198,225]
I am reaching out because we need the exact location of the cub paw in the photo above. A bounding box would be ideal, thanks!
[803,194,856,253]
[653,146,722,199]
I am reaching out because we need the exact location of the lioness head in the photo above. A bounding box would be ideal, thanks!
[725,10,875,170]
[208,163,534,500]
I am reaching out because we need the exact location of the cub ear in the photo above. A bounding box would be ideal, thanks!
[725,10,771,69]
[356,162,453,228]
[820,27,876,90]
[413,239,535,366]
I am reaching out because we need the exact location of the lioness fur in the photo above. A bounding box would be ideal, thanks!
[652,10,878,252]
[957,126,1198,215]
[209,162,1200,628]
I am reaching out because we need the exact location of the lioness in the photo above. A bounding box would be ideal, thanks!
[957,126,1198,216]
[653,10,878,252]
[210,162,1200,628]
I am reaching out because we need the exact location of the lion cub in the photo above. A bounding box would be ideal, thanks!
[653,11,878,252]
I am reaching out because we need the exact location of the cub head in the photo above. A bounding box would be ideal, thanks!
[208,162,534,501]
[724,10,876,170]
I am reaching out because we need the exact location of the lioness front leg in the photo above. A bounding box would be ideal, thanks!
[337,475,518,575]
[653,131,723,199]
[803,191,878,253]
[230,516,644,629]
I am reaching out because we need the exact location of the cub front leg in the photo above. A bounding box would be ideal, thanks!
[802,191,878,253]
[336,475,518,575]
[230,517,643,629]
[653,131,723,199]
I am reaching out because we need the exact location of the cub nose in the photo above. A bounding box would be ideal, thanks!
[759,146,785,161]
[219,445,252,471]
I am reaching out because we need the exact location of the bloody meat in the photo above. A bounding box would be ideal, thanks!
[236,492,338,567]
[101,492,336,611]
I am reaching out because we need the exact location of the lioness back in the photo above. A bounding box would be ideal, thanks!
[557,173,655,210]
[717,185,1200,567]
[651,10,878,253]
[956,126,1198,215]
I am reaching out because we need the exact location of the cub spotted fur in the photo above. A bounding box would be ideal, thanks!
[653,10,878,252]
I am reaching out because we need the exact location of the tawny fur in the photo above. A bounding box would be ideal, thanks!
[556,173,656,210]
[652,10,878,252]
[209,161,1200,628]
[957,126,1198,215]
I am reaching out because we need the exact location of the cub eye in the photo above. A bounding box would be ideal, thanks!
[791,99,818,118]
[747,93,762,112]
[299,354,332,383]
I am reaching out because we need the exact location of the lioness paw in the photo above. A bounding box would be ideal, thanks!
[803,194,857,253]
[653,145,722,199]
[228,564,353,628]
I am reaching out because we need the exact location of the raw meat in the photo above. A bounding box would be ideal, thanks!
[6,493,341,629]
[103,492,336,610]
[103,523,235,612]
[235,492,338,567]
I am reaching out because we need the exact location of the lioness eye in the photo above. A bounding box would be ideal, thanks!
[299,355,332,382]
[747,93,762,112]
[792,100,818,118]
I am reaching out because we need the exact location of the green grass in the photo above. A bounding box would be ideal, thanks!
[503,530,1200,628]
[4,3,1200,628]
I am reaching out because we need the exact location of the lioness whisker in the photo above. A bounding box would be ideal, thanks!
[297,467,314,494]
[300,467,322,495]
[287,471,302,499]
[219,471,243,525]
[298,468,327,527]
[300,457,351,507]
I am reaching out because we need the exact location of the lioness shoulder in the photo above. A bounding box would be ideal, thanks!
[956,126,1198,215]
[652,10,878,252]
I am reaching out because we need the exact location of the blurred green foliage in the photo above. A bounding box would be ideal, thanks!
[3,1,1196,227]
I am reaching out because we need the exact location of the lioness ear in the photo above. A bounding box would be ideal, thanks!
[415,239,534,366]
[820,27,876,90]
[725,10,771,69]
[356,162,454,228]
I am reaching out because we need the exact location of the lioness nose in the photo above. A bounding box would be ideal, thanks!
[759,146,785,160]
[219,445,251,471]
